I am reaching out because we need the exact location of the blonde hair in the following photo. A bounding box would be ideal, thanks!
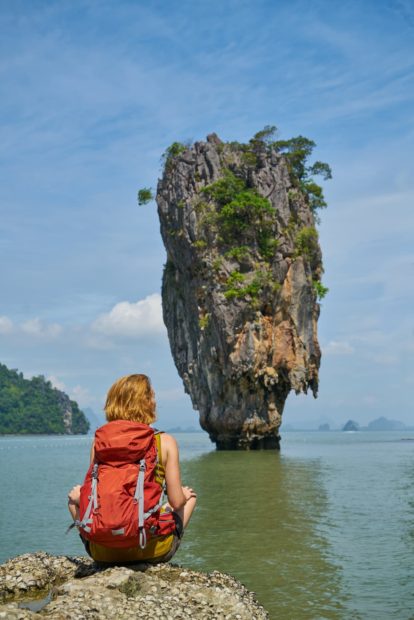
[104,374,156,424]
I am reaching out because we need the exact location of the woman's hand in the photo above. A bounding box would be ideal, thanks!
[68,484,81,506]
[182,486,197,502]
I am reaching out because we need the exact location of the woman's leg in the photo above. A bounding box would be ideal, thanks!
[153,496,198,564]
[163,494,197,530]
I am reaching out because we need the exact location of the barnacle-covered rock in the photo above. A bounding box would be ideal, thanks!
[0,552,268,619]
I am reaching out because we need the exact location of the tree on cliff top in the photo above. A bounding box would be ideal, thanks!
[138,125,332,218]
[138,126,332,304]
[249,125,332,214]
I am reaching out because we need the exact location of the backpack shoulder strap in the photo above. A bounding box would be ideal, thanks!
[154,431,165,488]
[133,457,147,548]
[154,430,164,466]
[153,430,166,487]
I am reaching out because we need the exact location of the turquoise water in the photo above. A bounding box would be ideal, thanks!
[0,431,413,619]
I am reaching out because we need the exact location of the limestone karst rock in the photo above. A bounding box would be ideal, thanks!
[156,132,326,449]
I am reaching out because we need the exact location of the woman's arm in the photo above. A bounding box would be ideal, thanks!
[162,433,188,511]
[67,438,94,517]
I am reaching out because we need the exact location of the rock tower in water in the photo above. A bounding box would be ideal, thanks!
[155,129,330,449]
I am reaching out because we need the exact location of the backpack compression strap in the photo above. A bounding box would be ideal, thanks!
[133,434,167,549]
[134,458,147,548]
[76,463,99,533]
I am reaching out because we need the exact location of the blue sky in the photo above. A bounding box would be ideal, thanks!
[1,0,413,430]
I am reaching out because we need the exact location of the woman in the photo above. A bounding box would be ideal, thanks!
[67,373,197,564]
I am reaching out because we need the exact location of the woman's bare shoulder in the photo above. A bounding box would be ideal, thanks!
[159,432,179,462]
[160,432,178,449]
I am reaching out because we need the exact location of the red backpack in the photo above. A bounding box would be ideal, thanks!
[76,420,176,549]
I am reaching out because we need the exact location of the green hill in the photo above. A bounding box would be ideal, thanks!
[0,363,89,434]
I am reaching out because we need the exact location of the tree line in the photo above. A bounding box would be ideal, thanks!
[0,363,89,434]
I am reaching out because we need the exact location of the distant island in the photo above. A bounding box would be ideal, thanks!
[165,425,204,434]
[0,362,89,434]
[318,423,330,431]
[342,417,411,432]
[342,420,360,432]
[83,407,105,433]
[281,416,412,432]
[366,416,407,431]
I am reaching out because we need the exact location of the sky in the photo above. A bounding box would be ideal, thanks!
[0,0,413,431]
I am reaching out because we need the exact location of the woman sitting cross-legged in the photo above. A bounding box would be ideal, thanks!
[67,373,197,564]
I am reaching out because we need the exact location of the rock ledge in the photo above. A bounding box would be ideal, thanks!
[0,552,268,619]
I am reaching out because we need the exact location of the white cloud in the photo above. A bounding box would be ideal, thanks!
[82,334,117,350]
[21,318,62,338]
[157,387,187,402]
[91,293,166,339]
[367,353,399,366]
[350,329,389,347]
[70,385,94,407]
[46,376,95,407]
[0,316,14,334]
[322,340,355,355]
[47,375,67,391]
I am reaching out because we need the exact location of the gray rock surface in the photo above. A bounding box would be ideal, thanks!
[0,552,268,619]
[157,134,323,449]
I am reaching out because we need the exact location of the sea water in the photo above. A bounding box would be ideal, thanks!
[0,431,413,619]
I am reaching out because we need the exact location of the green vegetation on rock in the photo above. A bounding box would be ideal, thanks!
[224,270,246,299]
[272,136,331,214]
[151,126,330,306]
[312,279,329,300]
[198,314,210,330]
[224,266,278,302]
[161,141,188,171]
[201,170,276,261]
[211,126,331,219]
[294,226,319,260]
[293,227,328,299]
[250,125,278,146]
[224,245,250,261]
[247,125,332,216]
[0,363,89,434]
[137,188,154,205]
[192,239,208,249]
[194,163,327,305]
[138,142,189,201]
[201,169,245,205]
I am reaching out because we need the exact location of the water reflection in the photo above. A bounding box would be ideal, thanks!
[177,450,347,619]
[393,452,414,619]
